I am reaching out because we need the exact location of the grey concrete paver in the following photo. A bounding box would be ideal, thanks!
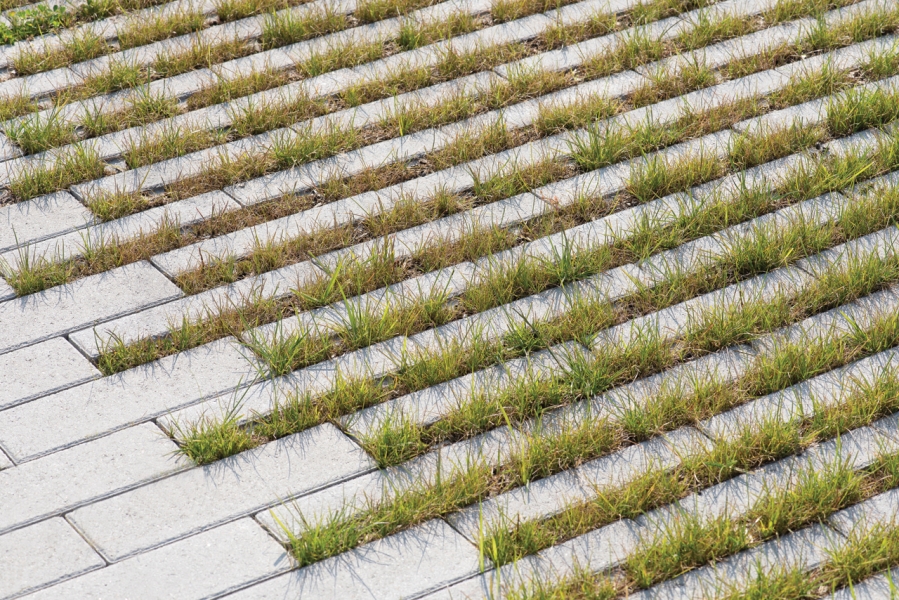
[0,337,100,411]
[0,423,188,535]
[29,519,290,599]
[0,518,104,599]
[830,568,899,600]
[630,525,845,600]
[0,261,182,355]
[0,191,93,254]
[4,1,899,596]
[67,424,375,562]
[0,337,257,462]
[225,519,481,600]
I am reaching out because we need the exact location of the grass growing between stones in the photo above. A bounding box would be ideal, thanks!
[462,366,899,591]
[74,114,899,378]
[40,55,895,294]
[169,174,899,470]
[280,336,899,572]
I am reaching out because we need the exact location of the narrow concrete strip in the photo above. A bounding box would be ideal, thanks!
[426,518,643,599]
[224,519,481,600]
[830,567,899,600]
[0,191,238,273]
[628,525,845,599]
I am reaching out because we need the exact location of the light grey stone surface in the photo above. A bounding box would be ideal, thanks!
[344,341,588,437]
[68,424,375,562]
[0,518,104,599]
[428,518,643,599]
[0,67,83,99]
[257,426,516,544]
[0,261,182,355]
[225,519,481,600]
[830,486,899,537]
[66,258,324,357]
[0,337,257,462]
[31,519,290,599]
[0,337,100,411]
[0,191,239,272]
[0,278,13,302]
[445,427,707,544]
[830,568,899,600]
[630,525,844,600]
[0,192,93,253]
[0,423,188,535]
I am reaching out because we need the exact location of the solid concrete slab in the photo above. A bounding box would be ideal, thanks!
[0,337,257,462]
[30,519,290,599]
[68,424,375,562]
[0,423,188,535]
[0,518,104,598]
[0,261,182,355]
[0,191,93,253]
[0,337,100,411]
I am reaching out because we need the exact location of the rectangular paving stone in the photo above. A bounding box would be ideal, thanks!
[0,131,21,161]
[0,423,188,535]
[228,519,481,600]
[0,337,257,462]
[830,486,899,537]
[0,191,93,254]
[830,567,899,600]
[0,191,238,272]
[68,423,375,562]
[545,0,637,27]
[0,66,83,99]
[30,519,290,599]
[0,518,104,599]
[67,258,324,358]
[258,426,517,543]
[635,525,845,600]
[0,261,182,355]
[427,518,643,599]
[0,337,100,411]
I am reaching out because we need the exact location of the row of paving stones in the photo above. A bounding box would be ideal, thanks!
[7,39,871,367]
[4,1,899,596]
[0,0,780,245]
[5,81,884,446]
[430,333,899,597]
[0,0,752,179]
[3,7,894,322]
[0,119,884,472]
[0,126,892,592]
[0,0,638,260]
[255,227,899,544]
[0,0,222,75]
[64,0,809,202]
[4,164,892,592]
[5,0,872,328]
[0,0,579,136]
[2,172,896,595]
[12,284,899,597]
